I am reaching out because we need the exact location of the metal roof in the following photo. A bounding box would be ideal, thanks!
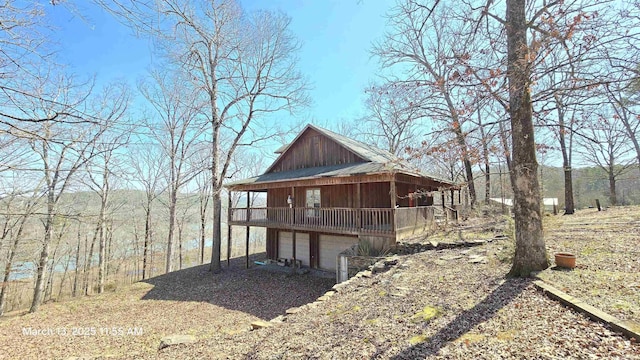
[227,124,456,188]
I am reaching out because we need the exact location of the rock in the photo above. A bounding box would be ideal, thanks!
[270,315,285,323]
[285,307,300,314]
[468,256,488,264]
[439,255,463,261]
[158,334,197,350]
[251,320,273,330]
[332,282,347,292]
[371,263,387,274]
[429,240,439,248]
[384,256,399,266]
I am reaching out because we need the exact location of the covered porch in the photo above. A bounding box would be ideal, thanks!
[225,171,466,270]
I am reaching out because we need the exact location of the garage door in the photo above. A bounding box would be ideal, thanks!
[319,234,359,271]
[278,232,310,266]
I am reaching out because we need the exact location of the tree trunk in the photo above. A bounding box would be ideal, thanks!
[84,226,99,296]
[30,208,53,313]
[45,240,61,302]
[506,0,548,277]
[447,98,476,208]
[166,189,177,274]
[142,206,151,280]
[58,250,72,299]
[608,165,617,206]
[98,198,107,293]
[478,112,491,204]
[556,102,575,214]
[0,220,26,316]
[72,224,81,297]
[614,98,640,173]
[462,155,477,207]
[563,165,574,214]
[498,120,512,172]
[210,118,222,273]
[210,191,222,272]
[178,221,184,270]
[200,199,207,265]
[0,244,16,315]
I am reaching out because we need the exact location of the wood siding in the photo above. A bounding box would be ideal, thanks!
[267,228,278,259]
[269,128,366,173]
[268,184,359,209]
[360,182,391,208]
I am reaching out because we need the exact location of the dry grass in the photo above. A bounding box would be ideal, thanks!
[539,206,640,323]
[1,208,639,359]
[0,254,334,359]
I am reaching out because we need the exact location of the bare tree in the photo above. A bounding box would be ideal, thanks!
[26,75,115,312]
[359,82,425,156]
[139,70,206,273]
[0,183,43,315]
[577,108,635,206]
[159,1,309,272]
[604,83,640,173]
[126,141,166,280]
[503,0,548,276]
[372,2,480,207]
[0,2,99,134]
[82,83,130,293]
[191,151,212,265]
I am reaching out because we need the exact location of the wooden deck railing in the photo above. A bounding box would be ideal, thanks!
[230,206,437,236]
[394,206,435,230]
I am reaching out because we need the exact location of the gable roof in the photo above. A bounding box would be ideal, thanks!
[265,124,397,173]
[227,124,455,188]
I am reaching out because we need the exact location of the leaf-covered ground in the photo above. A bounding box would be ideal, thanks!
[0,207,639,359]
[538,206,640,323]
[0,255,334,359]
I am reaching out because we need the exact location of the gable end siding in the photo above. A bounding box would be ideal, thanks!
[269,129,366,173]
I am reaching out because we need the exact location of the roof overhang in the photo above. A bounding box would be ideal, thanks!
[226,162,457,192]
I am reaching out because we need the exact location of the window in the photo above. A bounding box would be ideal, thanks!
[306,188,321,217]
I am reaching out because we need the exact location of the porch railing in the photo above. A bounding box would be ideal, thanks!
[230,206,437,235]
[230,207,393,234]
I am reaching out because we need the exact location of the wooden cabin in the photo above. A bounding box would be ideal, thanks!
[226,124,465,272]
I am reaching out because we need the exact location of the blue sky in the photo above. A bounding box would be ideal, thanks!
[48,0,391,127]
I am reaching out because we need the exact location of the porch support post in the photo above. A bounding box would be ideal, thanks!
[227,191,232,267]
[291,186,295,225]
[390,176,396,232]
[246,191,250,269]
[441,191,446,209]
[292,230,297,269]
[390,177,397,208]
[356,183,361,229]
